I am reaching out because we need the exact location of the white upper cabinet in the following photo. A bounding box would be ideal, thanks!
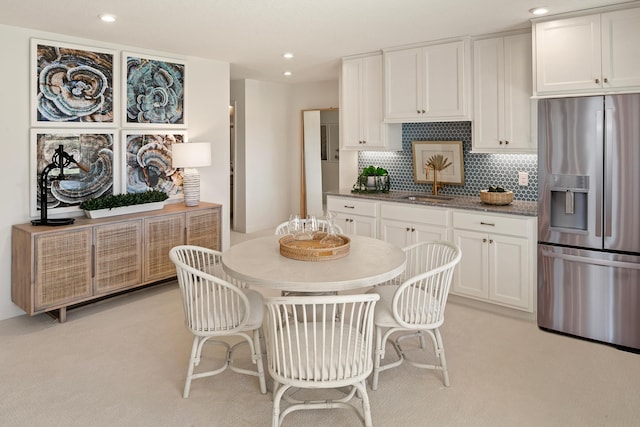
[601,7,640,89]
[472,32,535,153]
[341,53,401,151]
[533,6,640,96]
[383,39,471,122]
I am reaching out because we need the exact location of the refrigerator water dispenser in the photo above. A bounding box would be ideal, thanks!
[549,175,588,231]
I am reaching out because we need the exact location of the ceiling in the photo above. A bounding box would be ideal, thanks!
[1,0,630,84]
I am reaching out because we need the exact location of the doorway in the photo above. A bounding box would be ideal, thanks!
[302,108,339,217]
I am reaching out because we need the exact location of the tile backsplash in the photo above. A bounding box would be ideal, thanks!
[358,121,538,201]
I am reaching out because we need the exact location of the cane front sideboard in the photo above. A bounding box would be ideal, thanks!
[11,202,221,322]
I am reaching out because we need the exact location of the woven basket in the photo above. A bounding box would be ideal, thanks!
[279,233,350,261]
[480,190,514,205]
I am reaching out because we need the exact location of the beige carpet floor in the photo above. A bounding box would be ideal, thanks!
[1,230,638,426]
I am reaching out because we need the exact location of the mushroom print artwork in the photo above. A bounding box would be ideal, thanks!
[125,54,185,126]
[32,130,114,216]
[125,132,185,197]
[34,41,114,124]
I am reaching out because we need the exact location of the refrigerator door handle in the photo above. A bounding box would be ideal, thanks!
[595,108,604,238]
[604,106,614,238]
[541,249,640,270]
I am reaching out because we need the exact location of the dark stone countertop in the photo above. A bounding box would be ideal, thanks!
[326,190,538,217]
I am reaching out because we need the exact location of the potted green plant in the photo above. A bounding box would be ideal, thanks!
[79,190,169,218]
[353,165,390,192]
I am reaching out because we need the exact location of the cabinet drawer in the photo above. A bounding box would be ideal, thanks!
[327,197,377,217]
[380,203,449,226]
[453,211,531,237]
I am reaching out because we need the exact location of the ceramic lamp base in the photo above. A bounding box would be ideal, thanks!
[182,168,200,207]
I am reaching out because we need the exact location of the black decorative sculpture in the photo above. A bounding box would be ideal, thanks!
[32,144,89,226]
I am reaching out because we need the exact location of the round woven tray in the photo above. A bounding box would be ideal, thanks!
[480,190,514,205]
[279,233,350,261]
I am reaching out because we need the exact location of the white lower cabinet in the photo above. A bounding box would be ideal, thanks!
[451,210,536,312]
[326,196,378,238]
[379,203,450,248]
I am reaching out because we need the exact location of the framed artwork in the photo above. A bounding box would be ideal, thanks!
[31,39,117,127]
[412,140,465,185]
[122,131,186,199]
[30,129,117,217]
[123,52,187,128]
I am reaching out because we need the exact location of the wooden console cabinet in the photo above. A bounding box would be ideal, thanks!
[11,202,221,322]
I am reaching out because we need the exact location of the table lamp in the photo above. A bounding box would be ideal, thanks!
[172,142,211,206]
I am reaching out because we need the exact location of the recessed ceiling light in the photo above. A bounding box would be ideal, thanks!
[283,71,292,77]
[99,14,117,23]
[529,7,548,15]
[283,53,294,59]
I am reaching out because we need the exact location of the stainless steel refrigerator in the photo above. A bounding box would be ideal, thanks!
[538,94,640,351]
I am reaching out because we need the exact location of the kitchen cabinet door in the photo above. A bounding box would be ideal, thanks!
[380,218,413,248]
[379,202,450,248]
[381,219,449,249]
[534,6,640,95]
[451,210,535,312]
[384,40,470,122]
[473,32,535,153]
[341,54,401,150]
[452,229,489,300]
[346,214,377,238]
[423,41,468,119]
[601,8,640,89]
[534,15,602,94]
[327,196,378,238]
[384,47,422,121]
[489,234,530,310]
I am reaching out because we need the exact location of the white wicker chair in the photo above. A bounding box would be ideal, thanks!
[369,241,461,390]
[171,244,248,288]
[375,239,446,287]
[263,294,380,427]
[274,219,344,235]
[169,245,267,398]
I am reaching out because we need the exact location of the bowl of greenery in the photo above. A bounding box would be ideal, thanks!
[353,165,390,193]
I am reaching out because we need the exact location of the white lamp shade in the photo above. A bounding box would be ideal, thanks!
[171,142,212,168]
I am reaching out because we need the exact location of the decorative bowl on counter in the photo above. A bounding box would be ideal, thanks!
[480,190,514,205]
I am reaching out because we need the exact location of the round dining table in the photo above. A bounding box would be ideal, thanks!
[222,235,406,292]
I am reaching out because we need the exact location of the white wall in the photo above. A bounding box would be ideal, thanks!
[0,24,230,321]
[231,79,339,233]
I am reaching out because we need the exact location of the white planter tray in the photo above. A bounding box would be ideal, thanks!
[84,201,166,219]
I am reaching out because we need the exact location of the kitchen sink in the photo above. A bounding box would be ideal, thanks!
[402,194,454,203]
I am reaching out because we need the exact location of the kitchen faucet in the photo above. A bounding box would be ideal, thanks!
[425,164,444,196]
